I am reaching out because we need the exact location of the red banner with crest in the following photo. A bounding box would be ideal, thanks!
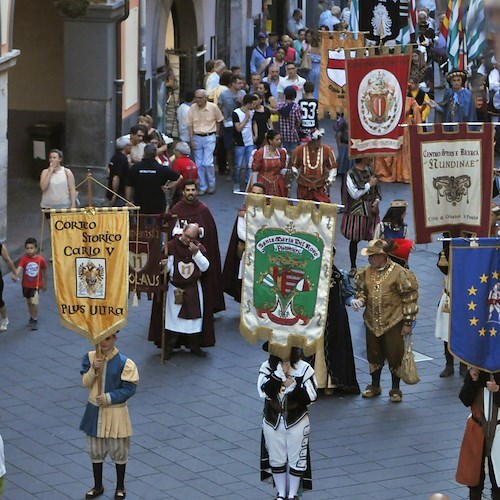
[346,52,411,158]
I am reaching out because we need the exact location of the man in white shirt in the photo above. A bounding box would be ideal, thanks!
[278,62,306,102]
[177,91,194,143]
[206,59,226,98]
[232,93,258,192]
[263,65,284,100]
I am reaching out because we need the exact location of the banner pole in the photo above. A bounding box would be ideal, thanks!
[160,224,169,364]
[87,170,93,207]
[96,344,103,396]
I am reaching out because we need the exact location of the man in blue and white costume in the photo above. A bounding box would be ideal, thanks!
[80,333,139,500]
[430,69,477,122]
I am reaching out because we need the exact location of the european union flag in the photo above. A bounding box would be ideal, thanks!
[449,238,500,373]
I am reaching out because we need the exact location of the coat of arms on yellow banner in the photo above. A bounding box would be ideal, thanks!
[240,195,338,359]
[51,210,129,344]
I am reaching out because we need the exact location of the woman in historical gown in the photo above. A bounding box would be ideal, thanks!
[313,258,360,395]
[250,130,288,197]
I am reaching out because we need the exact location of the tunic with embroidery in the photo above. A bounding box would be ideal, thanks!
[250,146,288,197]
[355,260,419,337]
[293,143,336,202]
[80,348,139,439]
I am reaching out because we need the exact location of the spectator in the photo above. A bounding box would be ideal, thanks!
[293,29,307,65]
[128,124,147,164]
[277,86,302,153]
[40,149,77,211]
[218,74,246,182]
[106,137,131,207]
[297,81,319,140]
[188,89,224,195]
[266,32,281,57]
[260,46,288,78]
[213,70,234,176]
[206,59,226,98]
[203,59,215,89]
[176,90,194,143]
[171,141,199,200]
[125,144,181,214]
[281,35,298,64]
[252,90,272,149]
[306,30,322,100]
[278,62,306,102]
[250,32,269,74]
[232,93,258,192]
[263,64,285,100]
[146,130,171,167]
[287,8,305,39]
[0,242,18,332]
[249,72,263,94]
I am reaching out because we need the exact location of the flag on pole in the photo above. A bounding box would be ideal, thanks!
[397,0,417,44]
[447,0,465,70]
[466,0,487,63]
[349,0,359,33]
[440,0,454,41]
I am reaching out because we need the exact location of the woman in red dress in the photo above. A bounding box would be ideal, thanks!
[250,130,288,197]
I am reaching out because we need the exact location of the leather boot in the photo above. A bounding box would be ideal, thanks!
[440,342,454,377]
[459,362,468,377]
[190,335,207,357]
[163,331,178,360]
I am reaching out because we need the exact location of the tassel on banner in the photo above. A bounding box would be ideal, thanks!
[438,251,448,267]
[132,292,139,307]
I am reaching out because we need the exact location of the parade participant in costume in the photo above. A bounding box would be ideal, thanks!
[375,96,422,184]
[313,249,361,395]
[170,181,225,341]
[341,157,381,275]
[80,333,139,500]
[292,128,337,203]
[434,234,467,378]
[223,183,266,303]
[429,70,477,122]
[333,113,354,204]
[352,239,419,403]
[374,200,414,267]
[258,343,317,500]
[249,130,288,197]
[408,76,431,122]
[456,368,500,500]
[162,223,210,358]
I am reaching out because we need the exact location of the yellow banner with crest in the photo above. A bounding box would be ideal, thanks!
[51,209,129,344]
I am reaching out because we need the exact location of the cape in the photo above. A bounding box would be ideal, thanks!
[171,199,225,345]
[222,215,242,302]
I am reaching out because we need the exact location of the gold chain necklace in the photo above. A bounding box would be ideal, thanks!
[303,145,323,172]
[369,261,395,291]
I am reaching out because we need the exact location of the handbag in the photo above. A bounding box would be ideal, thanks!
[300,53,312,71]
[397,334,420,385]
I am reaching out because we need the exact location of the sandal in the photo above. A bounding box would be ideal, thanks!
[114,489,126,499]
[85,487,104,499]
[361,385,382,398]
[389,389,403,403]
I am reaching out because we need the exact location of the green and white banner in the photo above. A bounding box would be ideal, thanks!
[240,194,338,358]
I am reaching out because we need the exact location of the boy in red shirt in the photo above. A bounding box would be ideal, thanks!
[15,238,48,330]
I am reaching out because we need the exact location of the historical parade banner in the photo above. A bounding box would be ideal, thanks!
[319,31,365,119]
[240,194,337,358]
[129,215,166,295]
[409,123,495,243]
[449,238,500,373]
[51,209,129,344]
[359,0,407,43]
[346,51,411,157]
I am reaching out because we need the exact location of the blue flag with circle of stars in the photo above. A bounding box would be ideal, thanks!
[449,238,500,373]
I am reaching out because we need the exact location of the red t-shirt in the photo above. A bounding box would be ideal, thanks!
[172,157,199,187]
[19,254,47,289]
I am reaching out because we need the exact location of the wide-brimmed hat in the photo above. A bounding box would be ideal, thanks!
[361,239,389,257]
[447,69,467,85]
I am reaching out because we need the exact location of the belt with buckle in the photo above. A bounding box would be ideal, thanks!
[195,132,216,137]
